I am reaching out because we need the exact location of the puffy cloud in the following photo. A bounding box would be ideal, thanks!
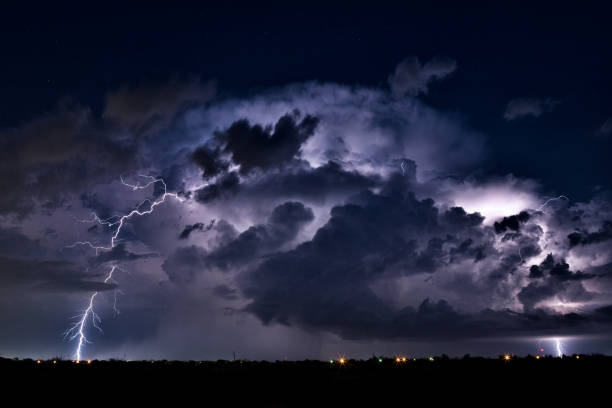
[183,82,485,178]
[568,220,612,247]
[440,207,485,232]
[161,245,208,284]
[191,146,229,179]
[163,202,314,283]
[503,97,560,121]
[518,254,594,311]
[194,172,241,203]
[494,211,530,234]
[240,179,486,337]
[388,56,457,97]
[215,110,319,174]
[231,170,612,339]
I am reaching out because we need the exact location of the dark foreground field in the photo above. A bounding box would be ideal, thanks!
[2,355,608,405]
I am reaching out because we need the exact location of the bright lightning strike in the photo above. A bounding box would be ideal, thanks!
[64,175,183,361]
[537,195,569,212]
[554,338,564,357]
[64,266,117,361]
[400,160,408,175]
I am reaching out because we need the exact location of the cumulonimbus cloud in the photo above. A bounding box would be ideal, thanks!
[2,65,612,358]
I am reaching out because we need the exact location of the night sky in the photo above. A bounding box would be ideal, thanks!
[2,4,612,360]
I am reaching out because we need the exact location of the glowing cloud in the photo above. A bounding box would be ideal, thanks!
[449,183,538,223]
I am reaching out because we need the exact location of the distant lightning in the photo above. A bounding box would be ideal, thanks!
[64,175,183,361]
[537,195,569,212]
[554,338,564,357]
[514,195,569,266]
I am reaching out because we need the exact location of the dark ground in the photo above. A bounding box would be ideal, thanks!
[2,355,607,405]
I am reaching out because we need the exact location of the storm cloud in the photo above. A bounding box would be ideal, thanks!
[215,111,319,174]
[164,201,314,283]
[2,47,612,360]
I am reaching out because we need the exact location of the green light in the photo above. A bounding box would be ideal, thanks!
[429,357,434,361]
[330,360,334,363]
[378,358,382,363]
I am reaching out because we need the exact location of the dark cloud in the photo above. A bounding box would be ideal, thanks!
[198,201,314,271]
[234,175,612,340]
[192,160,378,205]
[212,284,239,300]
[240,184,459,336]
[494,211,530,234]
[103,77,216,128]
[215,111,319,174]
[179,219,216,240]
[527,254,595,281]
[161,245,208,284]
[440,207,485,231]
[388,56,457,97]
[503,97,560,121]
[449,238,487,263]
[0,78,216,218]
[519,254,594,311]
[210,219,239,248]
[194,172,241,203]
[88,244,158,266]
[33,280,117,293]
[568,220,612,247]
[0,256,115,293]
[0,103,137,216]
[243,161,379,203]
[164,202,314,282]
[0,227,47,258]
[191,146,228,179]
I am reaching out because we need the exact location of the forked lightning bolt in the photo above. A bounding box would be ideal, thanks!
[64,266,117,361]
[64,175,183,361]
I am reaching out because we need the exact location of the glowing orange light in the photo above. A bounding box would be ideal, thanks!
[395,357,401,363]
[576,355,580,359]
[75,360,80,364]
[504,355,511,361]
[401,357,407,362]
[339,358,346,364]
[87,360,92,364]
[36,360,41,364]
[536,356,540,360]
[53,360,57,364]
